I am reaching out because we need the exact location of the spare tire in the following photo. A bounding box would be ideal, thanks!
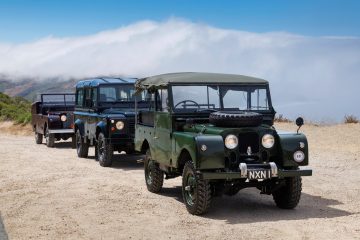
[209,111,263,127]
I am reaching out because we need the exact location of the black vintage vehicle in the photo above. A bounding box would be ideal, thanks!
[135,72,312,215]
[31,93,75,147]
[74,77,146,167]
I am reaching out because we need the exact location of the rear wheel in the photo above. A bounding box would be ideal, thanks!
[45,128,55,148]
[272,176,302,209]
[35,132,43,144]
[182,161,212,215]
[97,132,113,167]
[144,149,163,193]
[76,129,89,158]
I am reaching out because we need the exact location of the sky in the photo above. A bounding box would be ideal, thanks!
[0,0,359,122]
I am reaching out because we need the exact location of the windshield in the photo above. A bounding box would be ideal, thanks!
[98,85,145,107]
[41,94,75,105]
[172,85,270,112]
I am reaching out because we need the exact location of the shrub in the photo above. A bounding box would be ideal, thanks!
[344,115,359,124]
[0,92,31,125]
[274,114,292,123]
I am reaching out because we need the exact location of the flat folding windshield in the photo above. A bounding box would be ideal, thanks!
[41,94,75,105]
[172,85,270,112]
[99,85,144,106]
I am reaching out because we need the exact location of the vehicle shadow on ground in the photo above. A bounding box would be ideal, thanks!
[0,213,9,240]
[110,154,144,171]
[160,186,183,202]
[158,187,353,223]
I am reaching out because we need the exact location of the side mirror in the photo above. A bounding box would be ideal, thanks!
[296,117,304,133]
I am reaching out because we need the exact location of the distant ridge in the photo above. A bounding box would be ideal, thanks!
[0,78,78,101]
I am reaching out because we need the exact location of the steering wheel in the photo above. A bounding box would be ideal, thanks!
[174,100,200,109]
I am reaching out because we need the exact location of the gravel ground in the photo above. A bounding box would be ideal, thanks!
[0,123,359,240]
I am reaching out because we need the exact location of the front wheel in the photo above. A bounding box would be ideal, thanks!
[35,132,43,144]
[45,128,55,148]
[182,161,212,215]
[272,176,302,209]
[97,132,113,167]
[71,135,76,149]
[76,129,89,158]
[144,149,163,193]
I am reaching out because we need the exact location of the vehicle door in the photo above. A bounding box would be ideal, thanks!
[154,88,172,165]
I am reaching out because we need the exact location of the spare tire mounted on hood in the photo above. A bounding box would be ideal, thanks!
[209,111,263,127]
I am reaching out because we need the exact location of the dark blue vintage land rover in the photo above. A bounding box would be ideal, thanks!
[74,77,145,167]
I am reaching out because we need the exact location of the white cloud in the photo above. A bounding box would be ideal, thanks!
[0,19,359,121]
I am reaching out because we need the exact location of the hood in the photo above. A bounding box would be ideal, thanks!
[101,108,135,118]
[183,123,274,136]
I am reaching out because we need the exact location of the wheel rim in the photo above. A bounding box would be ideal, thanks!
[184,172,196,206]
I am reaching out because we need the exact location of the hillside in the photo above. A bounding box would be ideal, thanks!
[0,78,77,101]
[0,92,31,124]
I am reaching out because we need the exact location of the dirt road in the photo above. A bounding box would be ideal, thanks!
[0,123,360,239]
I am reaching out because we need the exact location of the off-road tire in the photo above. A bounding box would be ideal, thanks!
[97,132,113,167]
[35,132,43,144]
[209,111,263,127]
[45,128,55,148]
[76,129,89,158]
[71,135,76,149]
[94,143,99,161]
[272,176,302,209]
[144,149,164,193]
[182,161,212,215]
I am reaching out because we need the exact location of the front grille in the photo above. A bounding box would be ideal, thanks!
[238,132,259,154]
[128,118,135,135]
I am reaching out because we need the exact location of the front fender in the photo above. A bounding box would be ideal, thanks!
[96,121,108,138]
[48,115,61,129]
[173,132,225,170]
[195,135,225,169]
[74,118,85,136]
[277,132,309,167]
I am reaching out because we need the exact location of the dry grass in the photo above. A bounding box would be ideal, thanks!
[0,121,32,136]
[344,115,359,124]
[274,114,292,123]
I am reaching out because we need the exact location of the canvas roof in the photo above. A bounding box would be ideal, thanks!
[135,72,268,89]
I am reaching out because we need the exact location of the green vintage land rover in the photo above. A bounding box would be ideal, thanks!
[134,72,312,215]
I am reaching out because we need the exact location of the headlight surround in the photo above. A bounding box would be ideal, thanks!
[115,121,124,130]
[60,114,67,122]
[225,134,238,149]
[262,134,275,148]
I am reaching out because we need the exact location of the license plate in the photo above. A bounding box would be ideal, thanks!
[247,169,271,180]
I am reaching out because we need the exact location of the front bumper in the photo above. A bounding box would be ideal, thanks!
[48,129,74,134]
[197,162,312,180]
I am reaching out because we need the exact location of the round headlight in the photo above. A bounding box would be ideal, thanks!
[293,151,305,162]
[225,134,238,149]
[115,121,124,130]
[262,134,275,148]
[60,115,67,122]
